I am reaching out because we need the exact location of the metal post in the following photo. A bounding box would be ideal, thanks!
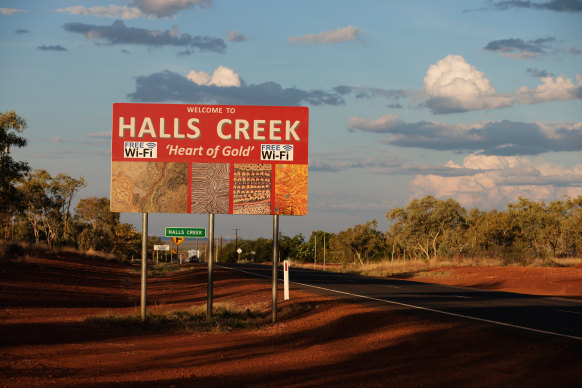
[323,234,326,271]
[272,214,279,323]
[207,213,215,321]
[140,212,148,321]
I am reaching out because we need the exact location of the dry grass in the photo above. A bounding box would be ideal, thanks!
[86,300,271,333]
[289,255,581,279]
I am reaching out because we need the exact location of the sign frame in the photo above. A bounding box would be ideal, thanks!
[110,103,309,216]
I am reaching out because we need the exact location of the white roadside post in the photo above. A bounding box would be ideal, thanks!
[284,260,290,300]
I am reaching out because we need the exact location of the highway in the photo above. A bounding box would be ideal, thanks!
[219,263,582,341]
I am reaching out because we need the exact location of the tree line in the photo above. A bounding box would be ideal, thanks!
[225,197,581,265]
[3,111,581,264]
[1,111,146,261]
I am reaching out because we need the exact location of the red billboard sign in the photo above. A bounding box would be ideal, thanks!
[110,103,308,215]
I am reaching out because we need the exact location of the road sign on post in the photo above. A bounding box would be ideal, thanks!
[172,237,185,245]
[110,104,309,216]
[166,227,206,238]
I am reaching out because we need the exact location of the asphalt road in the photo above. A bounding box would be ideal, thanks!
[218,263,582,342]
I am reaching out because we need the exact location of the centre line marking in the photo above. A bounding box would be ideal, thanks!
[218,265,582,342]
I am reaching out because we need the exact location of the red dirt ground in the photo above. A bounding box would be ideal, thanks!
[1,255,581,387]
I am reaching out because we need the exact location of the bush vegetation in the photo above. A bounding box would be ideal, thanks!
[3,110,581,267]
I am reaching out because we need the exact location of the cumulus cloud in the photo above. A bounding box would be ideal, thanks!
[348,114,582,155]
[227,31,248,42]
[0,8,27,15]
[128,69,345,106]
[515,74,582,104]
[418,55,581,113]
[57,5,146,19]
[483,0,582,13]
[418,55,514,113]
[288,25,363,45]
[133,0,211,18]
[64,20,225,53]
[411,154,582,209]
[186,66,241,87]
[484,37,557,58]
[37,45,68,52]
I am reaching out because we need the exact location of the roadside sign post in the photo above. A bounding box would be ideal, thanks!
[207,214,215,321]
[111,104,309,324]
[272,215,279,323]
[171,237,184,263]
[140,212,148,321]
[154,245,170,265]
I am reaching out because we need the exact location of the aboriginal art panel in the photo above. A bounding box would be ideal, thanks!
[191,163,230,214]
[110,161,307,215]
[233,163,272,215]
[110,161,189,213]
[275,164,308,215]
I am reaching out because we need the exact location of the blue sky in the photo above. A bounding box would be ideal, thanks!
[1,0,581,240]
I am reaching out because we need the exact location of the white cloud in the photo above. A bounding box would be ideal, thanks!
[186,66,241,87]
[411,154,582,208]
[419,55,581,113]
[0,8,27,15]
[515,74,582,104]
[57,5,146,19]
[288,25,363,45]
[420,55,513,113]
[186,70,211,85]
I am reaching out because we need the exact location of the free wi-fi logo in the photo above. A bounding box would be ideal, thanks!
[123,142,157,158]
[260,144,294,161]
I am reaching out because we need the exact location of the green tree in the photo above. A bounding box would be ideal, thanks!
[18,170,85,247]
[52,173,86,239]
[74,196,141,261]
[387,196,466,261]
[561,196,582,257]
[18,170,53,244]
[0,111,29,239]
[75,197,120,251]
[334,220,386,265]
[279,233,305,261]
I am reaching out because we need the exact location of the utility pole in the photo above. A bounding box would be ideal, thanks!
[314,235,317,269]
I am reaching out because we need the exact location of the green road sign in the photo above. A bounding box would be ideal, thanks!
[165,227,206,238]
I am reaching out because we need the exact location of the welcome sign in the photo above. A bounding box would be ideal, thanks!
[110,103,309,215]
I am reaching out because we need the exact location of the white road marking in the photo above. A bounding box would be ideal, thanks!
[218,265,582,342]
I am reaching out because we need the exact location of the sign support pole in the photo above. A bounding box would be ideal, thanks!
[272,214,279,323]
[140,212,148,321]
[207,213,215,321]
